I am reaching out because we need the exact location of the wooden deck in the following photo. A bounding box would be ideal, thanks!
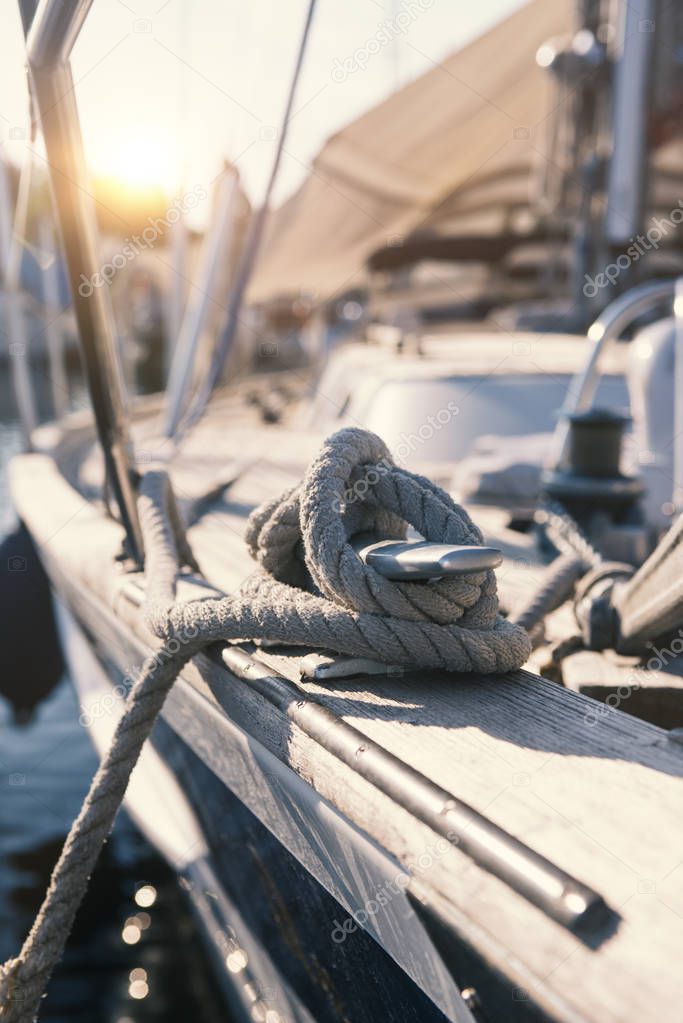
[10,423,683,1022]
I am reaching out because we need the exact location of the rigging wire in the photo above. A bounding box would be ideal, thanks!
[174,0,319,442]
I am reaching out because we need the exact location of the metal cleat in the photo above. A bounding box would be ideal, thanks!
[351,533,502,581]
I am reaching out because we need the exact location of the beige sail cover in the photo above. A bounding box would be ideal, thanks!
[249,0,573,302]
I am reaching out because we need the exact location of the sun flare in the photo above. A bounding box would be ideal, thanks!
[91,130,179,195]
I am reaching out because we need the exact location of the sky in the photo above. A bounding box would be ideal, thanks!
[0,0,525,224]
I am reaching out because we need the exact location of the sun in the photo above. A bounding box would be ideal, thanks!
[91,130,179,195]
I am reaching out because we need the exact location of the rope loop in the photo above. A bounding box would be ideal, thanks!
[138,427,530,673]
[246,427,508,635]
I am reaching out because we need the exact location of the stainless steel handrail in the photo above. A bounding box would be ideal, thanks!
[25,0,143,564]
[549,278,676,468]
[27,0,91,68]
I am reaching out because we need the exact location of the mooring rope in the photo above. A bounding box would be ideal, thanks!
[0,428,530,1021]
[510,553,585,634]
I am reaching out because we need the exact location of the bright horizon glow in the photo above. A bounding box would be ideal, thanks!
[0,0,527,225]
[90,130,180,196]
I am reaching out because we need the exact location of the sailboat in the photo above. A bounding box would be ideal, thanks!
[6,1,683,1021]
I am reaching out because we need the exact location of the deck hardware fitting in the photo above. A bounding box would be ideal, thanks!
[351,534,502,580]
[217,644,613,937]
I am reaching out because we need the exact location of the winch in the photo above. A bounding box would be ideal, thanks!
[542,407,647,566]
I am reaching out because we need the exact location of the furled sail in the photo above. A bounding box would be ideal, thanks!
[249,0,573,301]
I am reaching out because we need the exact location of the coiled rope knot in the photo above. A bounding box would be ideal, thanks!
[139,427,530,675]
[0,428,529,1023]
[234,427,529,673]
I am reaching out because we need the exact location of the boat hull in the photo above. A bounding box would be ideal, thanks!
[57,598,470,1023]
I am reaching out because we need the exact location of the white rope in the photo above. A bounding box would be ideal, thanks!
[0,428,530,1021]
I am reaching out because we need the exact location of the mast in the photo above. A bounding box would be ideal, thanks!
[605,0,656,251]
